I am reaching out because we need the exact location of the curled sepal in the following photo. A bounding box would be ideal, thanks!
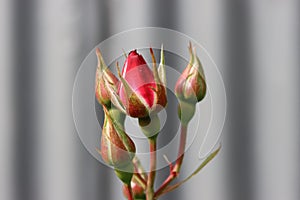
[158,44,166,88]
[149,47,160,85]
[103,76,126,113]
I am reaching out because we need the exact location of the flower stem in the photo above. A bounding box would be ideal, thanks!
[173,124,188,172]
[124,183,134,200]
[133,173,147,189]
[155,124,188,197]
[133,156,148,180]
[146,137,157,200]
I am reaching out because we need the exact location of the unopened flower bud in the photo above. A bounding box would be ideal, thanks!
[108,47,167,118]
[100,107,136,168]
[175,43,206,104]
[95,48,119,107]
[175,43,207,125]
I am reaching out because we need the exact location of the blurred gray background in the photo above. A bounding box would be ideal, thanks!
[1,0,300,200]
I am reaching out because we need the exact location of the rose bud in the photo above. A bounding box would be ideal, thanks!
[123,181,145,199]
[105,46,167,118]
[175,43,206,124]
[95,48,119,107]
[100,107,136,168]
[175,42,206,103]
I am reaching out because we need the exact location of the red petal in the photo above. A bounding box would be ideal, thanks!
[119,50,156,109]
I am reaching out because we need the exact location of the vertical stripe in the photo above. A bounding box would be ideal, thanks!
[0,0,14,199]
[251,1,300,199]
[224,1,255,200]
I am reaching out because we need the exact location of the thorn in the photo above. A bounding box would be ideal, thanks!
[163,154,173,170]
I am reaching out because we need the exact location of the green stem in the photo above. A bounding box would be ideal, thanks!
[133,173,147,189]
[146,137,157,200]
[133,156,148,180]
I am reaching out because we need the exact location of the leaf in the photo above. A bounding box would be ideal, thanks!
[157,145,221,197]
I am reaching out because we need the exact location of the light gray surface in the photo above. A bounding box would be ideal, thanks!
[1,0,299,200]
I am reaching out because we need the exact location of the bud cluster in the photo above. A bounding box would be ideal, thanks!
[94,43,217,200]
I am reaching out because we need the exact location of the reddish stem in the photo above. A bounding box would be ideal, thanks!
[124,184,134,200]
[133,157,148,180]
[173,124,188,172]
[134,172,147,188]
[155,124,187,197]
[146,137,157,200]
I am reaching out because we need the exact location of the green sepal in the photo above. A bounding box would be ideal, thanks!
[149,47,161,86]
[96,48,107,72]
[158,44,167,90]
[193,48,205,81]
[138,114,160,139]
[177,101,196,126]
[114,162,134,185]
[108,108,126,129]
[103,76,126,113]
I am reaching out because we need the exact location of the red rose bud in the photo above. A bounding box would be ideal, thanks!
[95,48,119,107]
[117,47,167,118]
[123,181,145,199]
[175,42,206,103]
[100,107,136,168]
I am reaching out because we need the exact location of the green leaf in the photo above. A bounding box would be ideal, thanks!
[158,145,221,197]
